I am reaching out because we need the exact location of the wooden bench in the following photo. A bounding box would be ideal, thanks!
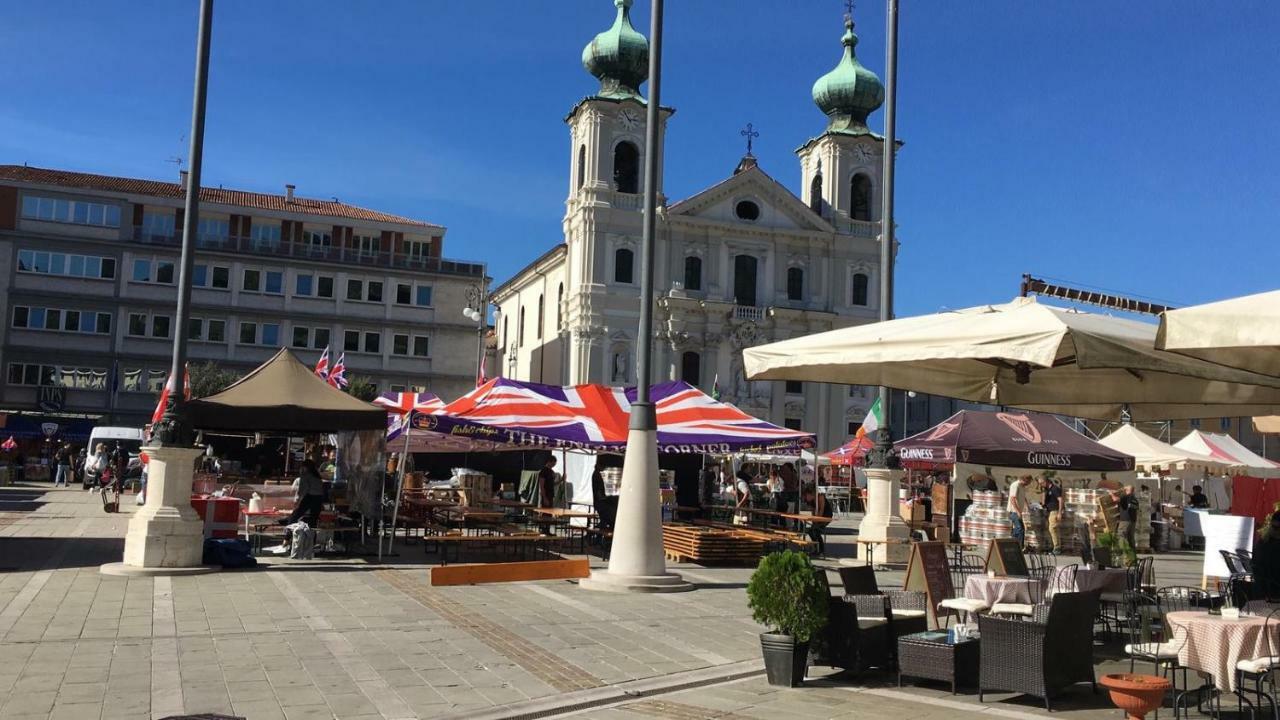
[422,532,555,565]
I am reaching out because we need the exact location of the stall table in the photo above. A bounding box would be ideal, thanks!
[898,630,980,694]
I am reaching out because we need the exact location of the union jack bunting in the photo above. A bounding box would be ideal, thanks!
[329,352,349,389]
[376,391,445,440]
[415,378,813,453]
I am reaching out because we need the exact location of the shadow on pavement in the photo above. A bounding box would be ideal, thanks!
[0,536,124,571]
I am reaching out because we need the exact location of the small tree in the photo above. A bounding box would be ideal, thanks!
[344,376,378,402]
[746,550,828,642]
[187,361,242,399]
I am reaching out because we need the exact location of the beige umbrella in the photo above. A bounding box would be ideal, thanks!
[1255,416,1280,434]
[1156,289,1280,377]
[743,296,1280,421]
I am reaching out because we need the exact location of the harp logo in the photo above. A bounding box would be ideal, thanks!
[997,412,1042,444]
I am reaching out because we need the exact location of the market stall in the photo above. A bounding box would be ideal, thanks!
[1170,429,1280,532]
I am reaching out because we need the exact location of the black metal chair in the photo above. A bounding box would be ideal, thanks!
[993,562,1078,619]
[811,569,891,673]
[1235,607,1280,720]
[938,554,988,627]
[979,590,1101,711]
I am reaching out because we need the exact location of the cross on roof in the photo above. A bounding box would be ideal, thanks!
[845,0,855,18]
[740,123,759,156]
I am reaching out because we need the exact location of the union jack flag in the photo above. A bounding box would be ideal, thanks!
[377,392,444,440]
[329,352,349,389]
[314,346,330,381]
[424,378,812,453]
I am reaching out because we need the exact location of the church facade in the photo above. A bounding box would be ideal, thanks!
[491,0,894,448]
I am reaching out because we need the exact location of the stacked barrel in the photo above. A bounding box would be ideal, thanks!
[959,490,1012,549]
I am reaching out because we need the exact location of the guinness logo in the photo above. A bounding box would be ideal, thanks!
[997,412,1041,443]
[923,421,960,442]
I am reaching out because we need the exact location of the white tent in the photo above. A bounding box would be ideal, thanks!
[1098,425,1233,475]
[1175,430,1280,479]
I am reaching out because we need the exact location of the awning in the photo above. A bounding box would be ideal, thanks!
[895,410,1134,472]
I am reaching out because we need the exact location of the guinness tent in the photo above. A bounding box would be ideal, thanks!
[895,410,1134,472]
[185,348,386,433]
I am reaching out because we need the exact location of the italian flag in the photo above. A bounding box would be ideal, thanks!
[855,396,882,440]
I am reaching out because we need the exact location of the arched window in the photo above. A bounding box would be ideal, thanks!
[851,173,873,221]
[556,283,564,330]
[852,272,869,306]
[518,306,525,346]
[536,294,544,339]
[734,254,758,307]
[683,256,702,291]
[614,248,634,283]
[576,144,587,190]
[680,352,701,386]
[613,141,640,194]
[809,174,824,215]
[787,267,804,301]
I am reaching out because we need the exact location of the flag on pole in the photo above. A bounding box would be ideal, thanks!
[476,367,488,388]
[711,373,721,401]
[151,363,192,425]
[329,352,349,389]
[854,396,882,441]
[314,346,331,381]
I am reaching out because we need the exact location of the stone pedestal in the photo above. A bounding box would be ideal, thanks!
[857,466,913,564]
[101,445,216,576]
[580,425,692,594]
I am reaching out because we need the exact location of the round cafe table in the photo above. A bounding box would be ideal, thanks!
[1165,610,1280,693]
[963,575,1039,606]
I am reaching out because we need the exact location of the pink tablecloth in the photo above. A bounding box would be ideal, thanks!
[1166,610,1279,692]
[963,575,1039,606]
[1074,568,1128,594]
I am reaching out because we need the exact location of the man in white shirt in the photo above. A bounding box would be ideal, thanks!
[1007,475,1031,549]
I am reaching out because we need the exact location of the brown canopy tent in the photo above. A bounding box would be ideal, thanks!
[186,347,385,433]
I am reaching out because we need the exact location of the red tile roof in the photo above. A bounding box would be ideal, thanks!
[0,164,441,229]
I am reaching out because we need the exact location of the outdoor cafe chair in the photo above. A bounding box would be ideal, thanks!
[992,563,1078,620]
[812,569,891,673]
[1234,606,1280,720]
[979,590,1101,712]
[938,555,988,627]
[838,565,928,638]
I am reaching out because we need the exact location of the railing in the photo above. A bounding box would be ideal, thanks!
[833,218,880,238]
[733,305,764,322]
[130,228,484,278]
[611,192,644,210]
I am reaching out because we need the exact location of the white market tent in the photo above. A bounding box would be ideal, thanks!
[1098,425,1233,475]
[1175,430,1280,479]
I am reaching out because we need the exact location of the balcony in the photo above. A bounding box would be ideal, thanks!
[733,305,764,322]
[130,228,485,278]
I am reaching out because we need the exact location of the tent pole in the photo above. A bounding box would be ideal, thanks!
[387,418,412,555]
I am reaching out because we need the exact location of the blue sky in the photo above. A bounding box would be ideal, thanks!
[1,1,1276,316]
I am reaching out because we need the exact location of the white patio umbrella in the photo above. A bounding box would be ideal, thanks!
[743,296,1280,421]
[1156,289,1280,378]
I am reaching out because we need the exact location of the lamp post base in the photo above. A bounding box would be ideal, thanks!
[579,570,693,593]
[101,445,216,576]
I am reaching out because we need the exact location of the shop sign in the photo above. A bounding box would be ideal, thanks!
[37,386,65,412]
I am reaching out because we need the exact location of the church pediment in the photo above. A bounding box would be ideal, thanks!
[667,164,834,233]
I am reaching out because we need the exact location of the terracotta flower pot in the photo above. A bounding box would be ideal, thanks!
[1099,673,1171,720]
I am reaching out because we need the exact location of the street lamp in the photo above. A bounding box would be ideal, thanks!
[463,285,487,385]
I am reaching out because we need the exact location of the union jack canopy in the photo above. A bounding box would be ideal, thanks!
[376,392,445,440]
[407,378,814,454]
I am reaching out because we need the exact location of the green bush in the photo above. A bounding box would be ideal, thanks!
[746,550,828,643]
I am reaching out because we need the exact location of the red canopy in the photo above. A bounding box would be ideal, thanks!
[822,436,872,466]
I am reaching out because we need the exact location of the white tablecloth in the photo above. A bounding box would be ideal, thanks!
[963,575,1039,606]
[1167,610,1279,692]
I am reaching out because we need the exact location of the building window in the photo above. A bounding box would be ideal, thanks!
[733,254,758,307]
[614,248,634,284]
[787,267,804,302]
[261,323,279,346]
[303,229,332,248]
[848,421,859,436]
[363,331,380,353]
[502,317,508,349]
[396,283,432,306]
[536,294,544,340]
[243,269,261,292]
[21,195,121,228]
[518,307,525,347]
[680,352,700,386]
[8,363,107,390]
[852,272,869,306]
[264,271,283,295]
[809,174,823,215]
[404,238,431,260]
[613,141,640,194]
[367,281,383,303]
[239,322,257,345]
[344,279,383,303]
[390,335,430,358]
[313,328,329,349]
[17,250,115,280]
[128,313,147,337]
[683,256,702,291]
[197,217,230,243]
[207,319,226,342]
[392,334,409,355]
[346,279,363,301]
[251,223,281,250]
[292,326,310,349]
[576,144,587,190]
[416,286,432,306]
[296,274,314,297]
[851,173,873,221]
[353,234,378,257]
[413,337,429,357]
[131,259,175,284]
[188,318,203,341]
[344,330,360,352]
[141,212,175,240]
[556,283,564,329]
[784,418,804,431]
[396,283,410,305]
[192,264,229,289]
[318,276,334,298]
[735,200,760,221]
[785,380,803,395]
[12,305,110,335]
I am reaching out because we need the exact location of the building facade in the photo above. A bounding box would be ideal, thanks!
[492,2,894,448]
[0,164,487,428]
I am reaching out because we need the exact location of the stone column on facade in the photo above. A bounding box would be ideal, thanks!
[101,445,216,576]
[855,466,912,564]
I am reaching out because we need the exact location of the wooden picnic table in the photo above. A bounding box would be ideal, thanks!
[489,498,536,509]
[529,507,599,520]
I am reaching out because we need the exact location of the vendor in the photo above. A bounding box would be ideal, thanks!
[537,456,558,536]
[279,460,326,527]
[1185,485,1210,509]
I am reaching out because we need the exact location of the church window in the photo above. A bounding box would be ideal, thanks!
[787,267,804,302]
[852,272,869,306]
[518,306,525,347]
[576,145,586,190]
[613,141,640,194]
[536,294,544,340]
[680,352,701,386]
[809,174,824,215]
[734,200,760,221]
[683,256,702,291]
[614,248,634,284]
[556,283,564,330]
[733,255,758,307]
[851,173,873,221]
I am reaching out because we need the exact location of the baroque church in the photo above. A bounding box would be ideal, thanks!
[491,0,894,448]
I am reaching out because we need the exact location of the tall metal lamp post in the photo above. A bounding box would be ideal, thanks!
[581,0,691,593]
[103,0,218,576]
[463,284,488,384]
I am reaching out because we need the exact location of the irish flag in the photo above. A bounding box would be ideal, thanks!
[855,396,883,441]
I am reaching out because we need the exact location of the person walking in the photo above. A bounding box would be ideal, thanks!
[1041,476,1063,553]
[54,443,72,488]
[1007,475,1030,549]
[83,443,109,491]
[279,460,326,527]
[1115,485,1139,550]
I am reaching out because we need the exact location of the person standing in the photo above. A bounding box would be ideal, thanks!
[779,461,800,514]
[84,443,109,491]
[1041,476,1063,553]
[734,471,752,526]
[801,486,833,555]
[537,456,558,536]
[54,443,72,488]
[1007,475,1030,549]
[1115,485,1139,550]
[280,460,326,527]
[1185,485,1210,509]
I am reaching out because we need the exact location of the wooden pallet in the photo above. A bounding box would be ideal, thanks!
[661,524,767,565]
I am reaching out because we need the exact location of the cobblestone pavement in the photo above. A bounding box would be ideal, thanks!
[0,483,1214,720]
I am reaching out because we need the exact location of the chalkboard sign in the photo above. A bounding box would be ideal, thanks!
[985,538,1029,577]
[904,541,953,627]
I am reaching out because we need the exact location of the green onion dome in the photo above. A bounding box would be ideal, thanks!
[811,16,885,133]
[582,0,650,99]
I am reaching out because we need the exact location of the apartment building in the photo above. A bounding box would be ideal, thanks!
[0,164,487,430]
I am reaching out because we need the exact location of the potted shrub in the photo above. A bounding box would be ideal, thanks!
[746,550,828,687]
[1095,531,1116,569]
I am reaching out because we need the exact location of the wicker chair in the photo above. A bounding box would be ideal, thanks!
[810,569,891,672]
[979,590,1101,711]
[992,563,1078,619]
[838,565,929,633]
